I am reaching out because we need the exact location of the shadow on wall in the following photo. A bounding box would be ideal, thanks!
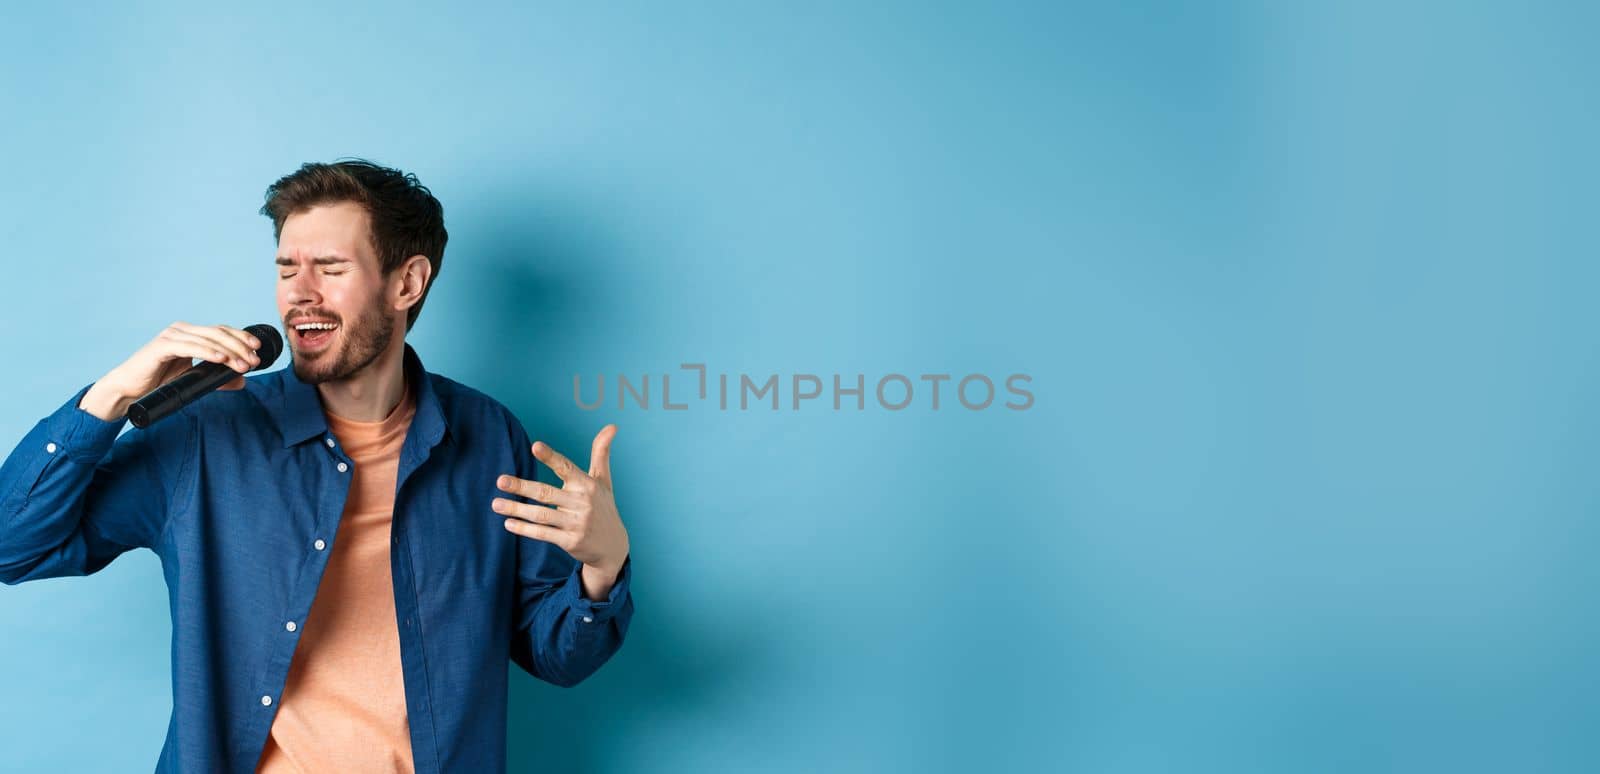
[452,194,779,773]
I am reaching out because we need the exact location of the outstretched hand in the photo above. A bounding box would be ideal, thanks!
[493,424,630,586]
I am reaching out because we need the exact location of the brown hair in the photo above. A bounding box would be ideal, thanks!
[260,158,448,333]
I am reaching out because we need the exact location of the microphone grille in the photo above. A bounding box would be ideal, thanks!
[245,324,285,368]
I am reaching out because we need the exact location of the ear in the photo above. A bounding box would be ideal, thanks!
[393,254,433,314]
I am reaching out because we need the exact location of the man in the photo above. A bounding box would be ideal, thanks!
[0,159,634,773]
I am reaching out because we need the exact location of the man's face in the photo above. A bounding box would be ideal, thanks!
[275,201,395,385]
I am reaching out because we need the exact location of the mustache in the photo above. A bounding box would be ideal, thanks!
[285,312,342,325]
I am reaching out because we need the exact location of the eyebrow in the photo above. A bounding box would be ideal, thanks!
[276,255,352,266]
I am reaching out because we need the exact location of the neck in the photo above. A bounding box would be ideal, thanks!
[317,333,408,422]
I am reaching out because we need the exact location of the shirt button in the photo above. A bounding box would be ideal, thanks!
[260,695,273,706]
[325,437,335,448]
[45,442,57,454]
[582,615,594,624]
[314,539,326,551]
[336,462,348,473]
[285,621,297,632]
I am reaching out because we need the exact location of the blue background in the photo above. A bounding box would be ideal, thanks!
[2,2,1595,771]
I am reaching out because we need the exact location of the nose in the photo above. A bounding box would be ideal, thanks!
[284,272,321,307]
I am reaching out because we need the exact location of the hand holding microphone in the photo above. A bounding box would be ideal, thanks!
[79,322,283,425]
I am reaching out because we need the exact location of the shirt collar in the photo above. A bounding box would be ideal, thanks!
[266,340,450,452]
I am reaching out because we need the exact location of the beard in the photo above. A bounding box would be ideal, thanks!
[290,293,394,385]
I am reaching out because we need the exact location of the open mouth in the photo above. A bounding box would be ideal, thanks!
[292,322,340,351]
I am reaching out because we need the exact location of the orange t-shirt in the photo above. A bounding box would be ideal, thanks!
[256,378,417,773]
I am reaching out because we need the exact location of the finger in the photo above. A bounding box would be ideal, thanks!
[495,474,583,509]
[206,325,263,365]
[216,325,265,356]
[165,326,258,371]
[158,336,239,371]
[492,497,570,527]
[220,375,247,391]
[588,424,617,481]
[163,330,253,373]
[532,441,593,486]
[169,322,257,365]
[502,517,572,549]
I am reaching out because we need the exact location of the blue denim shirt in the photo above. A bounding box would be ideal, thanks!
[0,342,634,772]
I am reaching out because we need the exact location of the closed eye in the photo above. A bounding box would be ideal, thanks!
[279,270,347,279]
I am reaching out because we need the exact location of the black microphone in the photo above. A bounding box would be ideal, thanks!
[128,324,284,429]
